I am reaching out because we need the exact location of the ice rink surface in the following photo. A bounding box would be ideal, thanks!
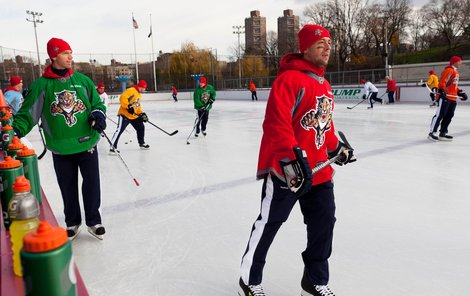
[28,97,470,296]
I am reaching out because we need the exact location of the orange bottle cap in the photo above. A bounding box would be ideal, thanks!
[8,136,23,150]
[0,156,21,169]
[23,221,68,253]
[13,176,31,192]
[16,145,36,157]
[0,90,8,109]
[2,124,13,131]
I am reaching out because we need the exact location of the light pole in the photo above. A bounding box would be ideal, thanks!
[232,25,244,89]
[26,10,44,77]
[207,48,217,86]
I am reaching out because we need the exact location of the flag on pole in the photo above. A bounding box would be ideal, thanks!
[148,25,152,38]
[132,17,139,29]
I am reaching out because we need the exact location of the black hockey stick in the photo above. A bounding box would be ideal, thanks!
[186,109,207,145]
[101,131,140,186]
[312,131,355,174]
[346,98,366,109]
[146,120,178,136]
[37,124,47,160]
[284,131,355,193]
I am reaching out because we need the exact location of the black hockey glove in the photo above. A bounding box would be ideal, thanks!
[127,106,135,114]
[362,94,366,100]
[438,89,446,101]
[139,112,149,122]
[208,97,215,105]
[89,110,107,133]
[458,89,468,101]
[279,146,312,195]
[328,133,356,166]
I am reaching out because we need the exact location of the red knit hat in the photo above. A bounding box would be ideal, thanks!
[10,76,22,86]
[97,82,105,88]
[47,38,72,59]
[137,80,147,88]
[429,70,435,75]
[360,79,366,84]
[199,77,207,87]
[298,24,331,53]
[449,56,462,66]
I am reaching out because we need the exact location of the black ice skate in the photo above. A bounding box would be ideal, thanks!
[67,224,81,240]
[109,147,120,155]
[238,278,266,296]
[301,270,335,296]
[87,224,106,240]
[139,143,150,150]
[438,133,453,141]
[427,132,439,141]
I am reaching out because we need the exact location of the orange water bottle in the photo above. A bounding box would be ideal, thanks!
[8,176,40,276]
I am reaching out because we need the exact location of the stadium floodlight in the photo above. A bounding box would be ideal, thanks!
[232,25,244,89]
[26,10,44,77]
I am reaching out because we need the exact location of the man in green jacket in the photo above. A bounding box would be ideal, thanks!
[13,37,107,240]
[193,76,216,137]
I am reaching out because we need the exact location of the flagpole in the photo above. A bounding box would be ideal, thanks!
[150,14,157,92]
[132,12,139,81]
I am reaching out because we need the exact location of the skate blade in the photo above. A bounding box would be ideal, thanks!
[87,228,104,240]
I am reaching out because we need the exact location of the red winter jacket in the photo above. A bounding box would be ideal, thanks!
[257,53,339,186]
[387,79,396,92]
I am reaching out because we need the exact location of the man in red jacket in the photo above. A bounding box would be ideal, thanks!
[385,76,397,104]
[238,24,356,296]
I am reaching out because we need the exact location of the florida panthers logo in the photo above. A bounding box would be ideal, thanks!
[200,91,210,104]
[50,90,86,127]
[300,95,333,148]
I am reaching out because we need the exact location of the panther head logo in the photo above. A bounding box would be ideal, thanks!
[300,95,333,148]
[50,90,86,127]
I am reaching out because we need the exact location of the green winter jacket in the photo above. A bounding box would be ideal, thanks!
[193,84,216,110]
[13,66,106,155]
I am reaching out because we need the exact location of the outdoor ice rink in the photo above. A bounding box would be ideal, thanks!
[28,97,470,296]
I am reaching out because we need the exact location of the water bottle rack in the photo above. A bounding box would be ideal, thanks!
[0,188,90,295]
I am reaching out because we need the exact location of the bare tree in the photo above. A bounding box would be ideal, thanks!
[265,31,280,75]
[423,0,470,50]
[408,9,428,51]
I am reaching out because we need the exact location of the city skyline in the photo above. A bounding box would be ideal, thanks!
[2,0,313,64]
[1,0,429,64]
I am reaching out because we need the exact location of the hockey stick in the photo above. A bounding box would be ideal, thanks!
[101,132,140,186]
[379,92,387,99]
[146,120,178,136]
[346,98,366,109]
[284,131,355,193]
[186,109,208,145]
[312,131,355,174]
[37,124,47,160]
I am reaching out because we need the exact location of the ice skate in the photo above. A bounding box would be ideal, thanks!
[427,132,438,141]
[301,272,335,296]
[139,143,150,150]
[238,278,265,296]
[109,147,119,155]
[67,224,81,240]
[438,133,453,141]
[87,224,106,240]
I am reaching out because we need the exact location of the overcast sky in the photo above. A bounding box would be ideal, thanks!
[1,0,427,64]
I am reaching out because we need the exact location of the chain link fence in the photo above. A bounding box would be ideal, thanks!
[1,45,469,94]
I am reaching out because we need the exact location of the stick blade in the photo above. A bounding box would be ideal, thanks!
[134,178,140,186]
[170,130,179,136]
